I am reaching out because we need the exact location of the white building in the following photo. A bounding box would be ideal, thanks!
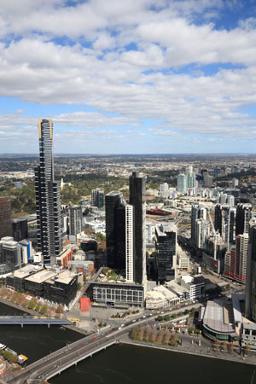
[125,204,134,283]
[159,183,169,199]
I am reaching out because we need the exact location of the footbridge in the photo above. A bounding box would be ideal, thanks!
[0,316,72,326]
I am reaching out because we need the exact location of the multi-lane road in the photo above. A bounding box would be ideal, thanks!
[5,303,200,384]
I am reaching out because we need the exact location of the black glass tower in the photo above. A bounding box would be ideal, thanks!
[129,171,146,285]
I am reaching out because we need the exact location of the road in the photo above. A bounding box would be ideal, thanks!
[5,303,200,384]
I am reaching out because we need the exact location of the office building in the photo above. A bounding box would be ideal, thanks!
[0,237,21,273]
[177,174,187,194]
[87,280,144,308]
[105,191,123,269]
[12,218,28,242]
[105,191,134,281]
[6,266,78,305]
[155,224,176,282]
[35,119,62,266]
[91,188,105,208]
[0,197,11,239]
[129,171,146,286]
[68,205,83,238]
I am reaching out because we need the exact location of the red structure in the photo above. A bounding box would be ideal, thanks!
[146,208,170,216]
[80,297,91,312]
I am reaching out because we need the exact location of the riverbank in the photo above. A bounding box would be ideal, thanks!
[121,336,256,367]
[0,298,35,315]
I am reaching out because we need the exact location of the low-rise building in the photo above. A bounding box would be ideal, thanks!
[202,296,242,342]
[87,281,144,308]
[6,265,78,305]
[145,285,179,309]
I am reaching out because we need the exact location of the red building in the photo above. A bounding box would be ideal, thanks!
[80,297,91,312]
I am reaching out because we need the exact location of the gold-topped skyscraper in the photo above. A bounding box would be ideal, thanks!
[35,119,62,265]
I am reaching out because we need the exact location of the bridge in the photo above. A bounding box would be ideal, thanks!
[5,332,120,384]
[0,316,72,326]
[3,303,200,384]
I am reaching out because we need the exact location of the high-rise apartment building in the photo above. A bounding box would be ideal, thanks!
[155,224,176,282]
[35,119,62,266]
[0,197,11,239]
[236,203,252,236]
[246,222,256,320]
[124,204,134,282]
[91,188,105,208]
[68,205,83,237]
[224,233,248,283]
[195,219,209,249]
[191,204,207,246]
[129,172,146,285]
[214,204,236,248]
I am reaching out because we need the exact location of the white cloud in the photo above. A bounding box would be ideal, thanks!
[0,0,255,152]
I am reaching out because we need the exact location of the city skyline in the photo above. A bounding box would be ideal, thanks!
[0,0,255,154]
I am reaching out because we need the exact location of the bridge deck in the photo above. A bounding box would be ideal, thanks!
[0,316,71,325]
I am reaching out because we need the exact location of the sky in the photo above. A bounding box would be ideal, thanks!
[0,0,256,154]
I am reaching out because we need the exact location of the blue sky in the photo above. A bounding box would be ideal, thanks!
[0,0,256,153]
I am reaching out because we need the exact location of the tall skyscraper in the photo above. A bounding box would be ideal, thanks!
[0,197,11,239]
[214,204,236,248]
[224,233,248,283]
[129,172,146,285]
[155,224,176,282]
[35,119,62,266]
[186,165,196,190]
[191,204,207,246]
[124,203,134,282]
[195,219,209,249]
[246,221,256,320]
[105,191,123,269]
[105,192,134,280]
[236,203,252,236]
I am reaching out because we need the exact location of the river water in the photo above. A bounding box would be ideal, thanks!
[0,302,255,384]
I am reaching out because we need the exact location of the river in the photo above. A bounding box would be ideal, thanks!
[0,302,255,384]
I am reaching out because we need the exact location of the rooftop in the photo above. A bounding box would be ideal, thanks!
[54,270,76,285]
[25,269,57,284]
[13,264,42,279]
[203,300,235,334]
[155,223,177,237]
